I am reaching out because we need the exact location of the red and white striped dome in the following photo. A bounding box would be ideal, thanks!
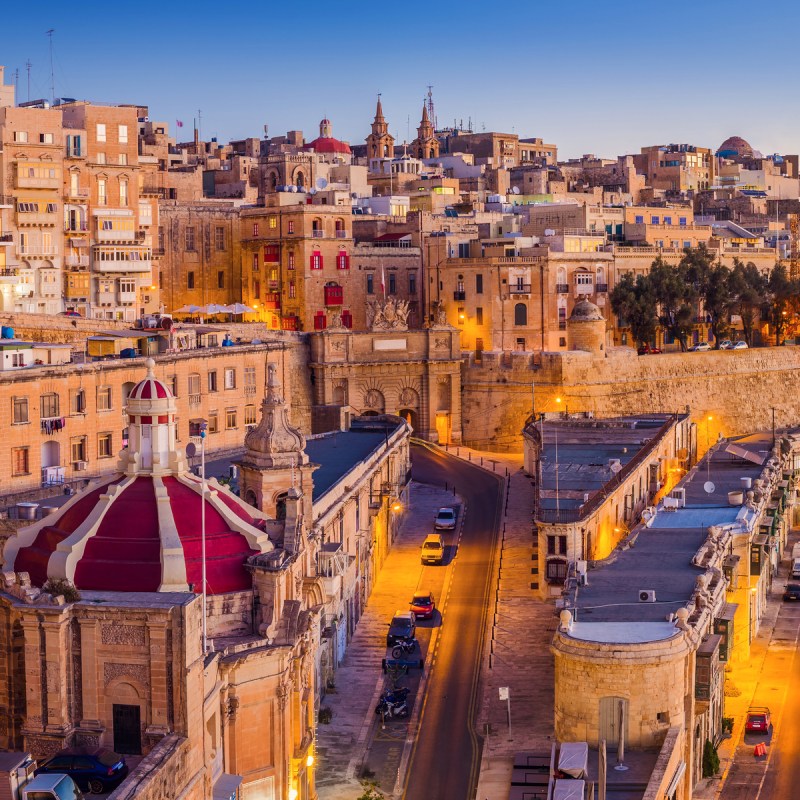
[129,369,172,401]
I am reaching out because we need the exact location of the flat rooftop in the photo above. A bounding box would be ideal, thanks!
[538,415,674,511]
[570,432,771,635]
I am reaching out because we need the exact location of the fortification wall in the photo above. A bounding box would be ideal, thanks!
[462,345,800,451]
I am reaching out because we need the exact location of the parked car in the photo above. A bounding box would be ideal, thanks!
[718,340,733,350]
[434,507,457,530]
[387,611,416,647]
[22,774,85,800]
[732,340,749,350]
[59,311,82,318]
[36,748,128,794]
[783,583,800,601]
[409,590,436,619]
[637,344,662,355]
[745,707,771,733]
[688,342,712,352]
[421,533,445,565]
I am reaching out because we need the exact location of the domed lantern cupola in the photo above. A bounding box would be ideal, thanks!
[119,357,186,476]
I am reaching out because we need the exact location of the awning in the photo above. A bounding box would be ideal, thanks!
[70,238,89,248]
[212,773,243,800]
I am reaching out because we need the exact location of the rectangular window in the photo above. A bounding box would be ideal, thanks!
[70,436,87,463]
[96,152,106,165]
[120,180,128,207]
[458,242,470,258]
[218,270,225,289]
[476,307,483,325]
[208,371,218,392]
[41,393,60,419]
[366,274,374,294]
[651,215,660,224]
[97,387,112,411]
[39,132,54,144]
[96,123,106,143]
[68,390,85,416]
[118,124,128,144]
[12,397,28,424]
[208,411,219,433]
[288,220,295,234]
[187,271,195,289]
[634,215,644,224]
[226,408,237,429]
[118,153,128,166]
[98,432,113,458]
[683,240,691,249]
[679,217,687,226]
[98,178,107,205]
[185,227,196,251]
[215,226,225,250]
[253,223,259,237]
[14,131,28,143]
[663,216,672,225]
[224,368,236,389]
[269,216,277,229]
[310,252,322,270]
[252,252,259,271]
[253,280,261,299]
[476,274,483,294]
[244,404,257,425]
[12,447,29,476]
[389,274,396,294]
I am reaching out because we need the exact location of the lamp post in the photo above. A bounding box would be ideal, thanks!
[705,415,713,483]
[200,419,208,655]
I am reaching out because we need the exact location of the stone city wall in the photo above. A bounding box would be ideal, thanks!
[462,346,800,452]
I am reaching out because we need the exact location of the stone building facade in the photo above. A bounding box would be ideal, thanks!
[309,316,462,444]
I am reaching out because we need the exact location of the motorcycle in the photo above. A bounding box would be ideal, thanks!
[375,687,410,718]
[391,639,418,659]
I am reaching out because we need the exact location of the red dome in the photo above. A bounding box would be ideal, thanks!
[8,474,272,595]
[304,136,351,155]
[129,374,172,400]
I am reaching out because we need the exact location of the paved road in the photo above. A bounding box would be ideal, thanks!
[403,444,503,800]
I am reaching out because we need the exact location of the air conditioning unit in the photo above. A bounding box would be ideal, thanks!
[639,589,657,603]
[74,461,88,471]
[671,488,686,507]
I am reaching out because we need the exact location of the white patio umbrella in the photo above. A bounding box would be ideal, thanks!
[203,303,229,315]
[223,303,256,314]
[173,304,204,314]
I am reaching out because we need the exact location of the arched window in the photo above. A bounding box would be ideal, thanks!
[383,144,389,157]
[596,265,606,286]
[269,172,278,190]
[295,172,305,189]
[514,303,527,326]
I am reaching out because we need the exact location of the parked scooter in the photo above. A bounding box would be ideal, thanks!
[375,687,410,718]
[391,639,418,659]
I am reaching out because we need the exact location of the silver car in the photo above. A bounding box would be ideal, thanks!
[434,507,457,530]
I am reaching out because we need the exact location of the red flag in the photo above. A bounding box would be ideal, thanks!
[381,266,386,297]
[176,120,184,128]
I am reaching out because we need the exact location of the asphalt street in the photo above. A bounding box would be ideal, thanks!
[403,444,503,800]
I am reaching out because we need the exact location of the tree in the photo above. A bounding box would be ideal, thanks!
[680,245,732,347]
[702,739,720,778]
[728,260,765,346]
[763,263,796,345]
[609,272,658,347]
[649,257,697,351]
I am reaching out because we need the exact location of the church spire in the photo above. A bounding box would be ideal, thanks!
[366,94,394,162]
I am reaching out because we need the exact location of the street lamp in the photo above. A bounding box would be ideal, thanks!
[200,419,208,655]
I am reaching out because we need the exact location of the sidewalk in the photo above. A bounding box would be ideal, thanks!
[435,444,558,800]
[694,531,799,800]
[315,482,461,800]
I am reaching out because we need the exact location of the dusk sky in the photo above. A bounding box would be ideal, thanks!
[3,1,797,160]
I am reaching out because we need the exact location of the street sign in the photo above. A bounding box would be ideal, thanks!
[499,687,509,701]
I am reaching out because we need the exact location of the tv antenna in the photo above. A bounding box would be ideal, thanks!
[25,60,32,102]
[46,29,55,103]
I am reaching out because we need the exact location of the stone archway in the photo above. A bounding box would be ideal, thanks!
[398,408,418,431]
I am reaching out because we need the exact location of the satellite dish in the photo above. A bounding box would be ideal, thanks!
[316,177,329,190]
[186,443,197,458]
[289,185,298,193]
[511,186,520,195]
[309,188,317,195]
[704,481,716,494]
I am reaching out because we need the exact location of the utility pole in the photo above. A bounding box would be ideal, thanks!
[46,29,55,104]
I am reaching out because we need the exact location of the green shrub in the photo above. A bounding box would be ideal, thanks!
[702,739,720,777]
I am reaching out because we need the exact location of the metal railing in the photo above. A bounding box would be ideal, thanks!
[453,291,466,301]
[509,284,532,294]
[555,284,569,294]
[596,283,608,293]
[312,230,324,238]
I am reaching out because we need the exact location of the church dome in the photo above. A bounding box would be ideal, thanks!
[717,136,754,161]
[304,117,351,156]
[4,360,273,595]
[569,299,605,322]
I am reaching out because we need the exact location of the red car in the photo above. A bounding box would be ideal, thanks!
[637,344,662,355]
[409,591,435,620]
[745,707,771,733]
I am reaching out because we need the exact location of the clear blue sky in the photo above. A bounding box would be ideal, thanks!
[3,1,798,160]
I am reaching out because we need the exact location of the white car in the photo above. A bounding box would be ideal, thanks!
[718,339,733,350]
[732,340,749,350]
[689,342,711,352]
[434,507,457,530]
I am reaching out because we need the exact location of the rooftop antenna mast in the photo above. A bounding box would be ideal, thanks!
[25,60,32,102]
[426,85,436,130]
[46,29,55,104]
